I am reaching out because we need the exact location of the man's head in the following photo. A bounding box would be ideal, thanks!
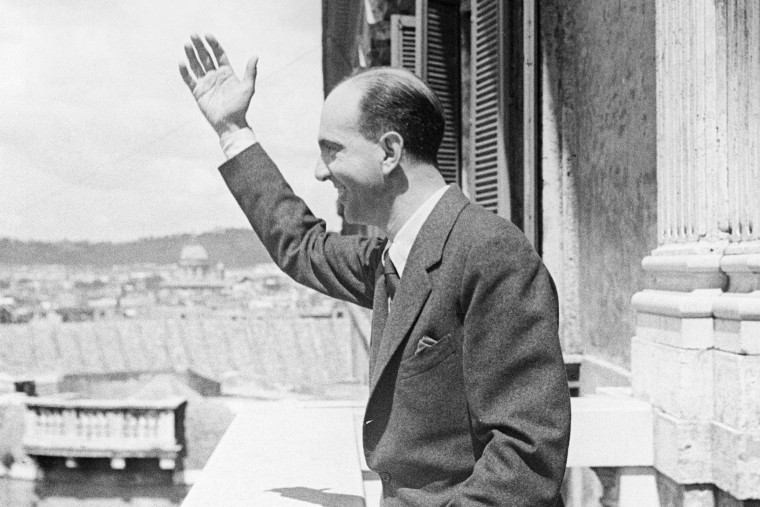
[350,67,445,167]
[315,68,445,226]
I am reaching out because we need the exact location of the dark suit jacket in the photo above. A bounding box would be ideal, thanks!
[220,144,571,506]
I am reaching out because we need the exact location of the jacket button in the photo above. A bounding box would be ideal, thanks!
[380,472,392,483]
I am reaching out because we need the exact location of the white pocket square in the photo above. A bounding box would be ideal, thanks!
[415,335,438,355]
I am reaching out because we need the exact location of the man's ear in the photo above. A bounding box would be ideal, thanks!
[379,132,404,177]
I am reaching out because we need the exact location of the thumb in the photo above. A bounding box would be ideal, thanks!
[243,56,259,93]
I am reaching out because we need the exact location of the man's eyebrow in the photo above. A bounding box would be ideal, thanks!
[318,139,342,150]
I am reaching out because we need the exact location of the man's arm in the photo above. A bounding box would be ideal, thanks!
[179,35,382,307]
[453,232,570,506]
[219,143,383,308]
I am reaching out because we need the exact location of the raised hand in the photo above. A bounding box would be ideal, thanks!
[179,34,258,137]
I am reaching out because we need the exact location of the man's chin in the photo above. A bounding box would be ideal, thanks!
[343,215,362,225]
[342,208,367,226]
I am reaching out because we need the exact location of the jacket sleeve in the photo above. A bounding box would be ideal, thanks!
[450,232,571,506]
[219,143,384,309]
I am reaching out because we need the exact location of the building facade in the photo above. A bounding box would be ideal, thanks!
[323,0,760,504]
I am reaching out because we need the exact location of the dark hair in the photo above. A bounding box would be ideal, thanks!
[346,67,445,167]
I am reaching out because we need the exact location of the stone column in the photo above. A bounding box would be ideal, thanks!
[633,0,760,504]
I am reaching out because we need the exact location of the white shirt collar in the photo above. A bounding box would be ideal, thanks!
[386,185,450,277]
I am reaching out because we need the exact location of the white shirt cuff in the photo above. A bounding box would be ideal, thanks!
[220,128,258,159]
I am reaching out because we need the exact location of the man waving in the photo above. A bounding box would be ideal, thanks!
[180,34,570,506]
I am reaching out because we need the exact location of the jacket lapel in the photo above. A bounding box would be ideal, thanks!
[368,186,470,391]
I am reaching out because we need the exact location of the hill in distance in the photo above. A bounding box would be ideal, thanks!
[0,228,273,267]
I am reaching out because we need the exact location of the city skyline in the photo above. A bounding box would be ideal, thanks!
[0,0,341,242]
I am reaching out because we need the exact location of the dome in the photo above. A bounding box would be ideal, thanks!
[180,244,209,263]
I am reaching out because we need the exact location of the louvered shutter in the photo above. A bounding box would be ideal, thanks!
[390,15,416,71]
[415,0,461,186]
[470,0,510,218]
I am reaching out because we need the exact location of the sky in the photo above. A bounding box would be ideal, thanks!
[0,0,340,242]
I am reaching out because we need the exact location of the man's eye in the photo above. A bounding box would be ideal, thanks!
[322,151,337,164]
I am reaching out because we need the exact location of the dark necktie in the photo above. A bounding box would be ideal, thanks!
[383,250,400,300]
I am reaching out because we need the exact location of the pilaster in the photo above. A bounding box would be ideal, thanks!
[636,0,760,502]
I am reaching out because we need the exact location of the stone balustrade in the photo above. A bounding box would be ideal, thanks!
[24,396,186,470]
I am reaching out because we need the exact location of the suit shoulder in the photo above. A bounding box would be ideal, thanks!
[452,203,537,260]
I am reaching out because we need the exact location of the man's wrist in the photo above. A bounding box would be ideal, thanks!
[220,127,258,159]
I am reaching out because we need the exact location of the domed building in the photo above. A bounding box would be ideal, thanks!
[158,243,229,310]
[178,244,212,280]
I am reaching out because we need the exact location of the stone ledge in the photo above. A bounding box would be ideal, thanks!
[721,255,760,293]
[653,410,713,484]
[651,414,760,500]
[633,289,760,354]
[635,312,714,349]
[632,290,719,319]
[713,293,760,321]
[712,421,760,501]
[724,241,760,257]
[713,351,760,433]
[644,254,723,272]
[631,337,714,420]
[715,318,760,355]
[642,255,726,291]
[566,395,654,468]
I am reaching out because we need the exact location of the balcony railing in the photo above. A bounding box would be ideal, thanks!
[183,391,658,506]
[24,396,187,471]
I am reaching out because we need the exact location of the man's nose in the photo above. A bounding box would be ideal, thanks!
[314,158,330,182]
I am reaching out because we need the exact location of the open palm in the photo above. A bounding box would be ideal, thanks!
[179,34,258,136]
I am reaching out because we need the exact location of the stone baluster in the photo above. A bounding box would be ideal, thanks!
[124,412,135,439]
[137,413,148,440]
[25,409,36,443]
[44,410,51,439]
[69,410,77,440]
[85,412,94,442]
[34,410,42,440]
[158,411,175,444]
[146,411,158,444]
[96,412,106,443]
[75,411,83,440]
[54,411,63,438]
[107,411,119,444]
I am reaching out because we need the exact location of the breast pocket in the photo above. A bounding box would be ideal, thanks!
[398,331,459,379]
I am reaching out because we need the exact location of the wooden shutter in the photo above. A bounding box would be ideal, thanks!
[415,0,461,186]
[470,0,510,218]
[390,15,416,72]
[322,0,364,95]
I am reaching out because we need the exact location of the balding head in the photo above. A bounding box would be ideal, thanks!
[338,67,445,167]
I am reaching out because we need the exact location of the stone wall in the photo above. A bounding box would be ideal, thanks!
[541,0,658,366]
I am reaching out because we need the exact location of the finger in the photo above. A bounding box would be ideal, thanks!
[243,56,259,93]
[184,43,205,78]
[204,34,230,68]
[191,34,215,73]
[178,62,197,91]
